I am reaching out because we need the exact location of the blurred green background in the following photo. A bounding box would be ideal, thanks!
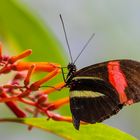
[0,0,140,140]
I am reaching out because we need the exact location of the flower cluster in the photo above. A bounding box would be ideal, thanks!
[0,42,71,123]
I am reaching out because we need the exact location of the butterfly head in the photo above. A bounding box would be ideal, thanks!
[67,63,76,71]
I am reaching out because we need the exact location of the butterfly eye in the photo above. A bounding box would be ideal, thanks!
[67,63,72,70]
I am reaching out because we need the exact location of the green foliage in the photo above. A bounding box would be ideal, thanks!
[0,0,66,63]
[0,1,137,140]
[0,118,137,140]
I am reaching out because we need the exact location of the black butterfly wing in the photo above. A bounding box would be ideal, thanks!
[70,78,122,130]
[69,59,140,129]
[119,60,140,103]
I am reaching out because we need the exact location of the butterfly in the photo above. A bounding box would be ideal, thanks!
[65,59,140,130]
[60,15,140,130]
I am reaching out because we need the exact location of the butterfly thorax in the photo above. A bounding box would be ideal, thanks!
[66,63,77,86]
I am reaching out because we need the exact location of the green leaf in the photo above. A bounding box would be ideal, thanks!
[0,0,67,63]
[0,118,137,140]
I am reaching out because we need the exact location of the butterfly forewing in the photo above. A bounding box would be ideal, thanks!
[119,60,140,103]
[69,59,140,129]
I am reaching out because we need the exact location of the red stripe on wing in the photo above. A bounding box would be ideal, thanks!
[107,61,133,104]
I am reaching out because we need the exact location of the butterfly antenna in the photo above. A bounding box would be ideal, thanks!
[73,33,95,64]
[60,14,73,63]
